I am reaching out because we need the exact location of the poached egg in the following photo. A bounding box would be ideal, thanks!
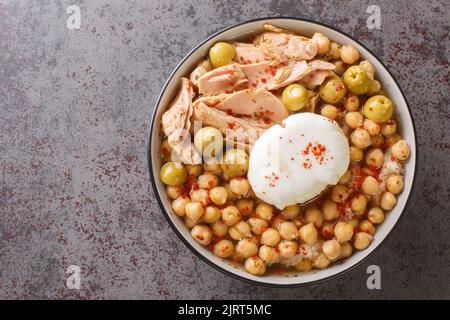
[248,113,350,209]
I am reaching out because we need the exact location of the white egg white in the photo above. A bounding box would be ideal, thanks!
[248,113,350,209]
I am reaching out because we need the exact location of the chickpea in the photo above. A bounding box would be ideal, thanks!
[334,221,354,243]
[322,200,339,221]
[255,203,275,221]
[221,205,241,226]
[299,223,318,245]
[340,242,353,258]
[381,120,397,137]
[236,239,259,259]
[259,245,280,265]
[209,186,227,205]
[322,239,341,260]
[305,207,323,227]
[191,225,212,246]
[244,256,266,276]
[229,178,250,197]
[166,186,183,199]
[211,220,228,238]
[185,202,204,221]
[198,173,219,189]
[344,94,360,111]
[248,218,269,235]
[312,32,331,55]
[348,218,360,228]
[228,221,252,240]
[364,148,384,169]
[185,216,200,228]
[236,199,254,216]
[278,240,298,259]
[368,207,385,224]
[203,206,221,224]
[367,80,381,96]
[328,42,341,60]
[224,183,239,201]
[380,192,397,211]
[353,232,372,250]
[281,204,300,220]
[321,222,335,239]
[345,111,364,129]
[350,146,364,161]
[359,219,375,235]
[190,189,210,206]
[313,253,331,269]
[295,259,313,272]
[172,196,189,216]
[203,163,222,175]
[278,222,299,240]
[186,164,203,177]
[386,174,404,195]
[331,185,350,203]
[321,104,339,120]
[214,239,235,258]
[271,216,286,229]
[351,194,368,214]
[333,60,346,76]
[351,128,372,149]
[359,60,375,79]
[362,176,379,196]
[261,228,281,246]
[341,45,360,64]
[371,134,385,148]
[391,140,410,161]
[385,133,402,148]
[363,119,381,136]
[339,170,352,184]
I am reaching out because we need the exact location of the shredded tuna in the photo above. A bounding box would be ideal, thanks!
[194,88,288,124]
[161,78,201,164]
[193,102,273,148]
[259,25,318,62]
[197,63,248,95]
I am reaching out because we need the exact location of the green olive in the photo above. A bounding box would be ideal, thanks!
[319,77,347,104]
[343,66,370,95]
[363,95,393,123]
[194,127,224,159]
[209,42,236,68]
[160,161,187,186]
[220,149,249,178]
[282,84,309,111]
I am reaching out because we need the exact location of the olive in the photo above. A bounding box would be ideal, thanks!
[160,162,187,186]
[194,126,224,159]
[343,66,371,95]
[363,95,393,123]
[220,149,249,179]
[209,42,236,68]
[282,84,309,111]
[319,77,347,104]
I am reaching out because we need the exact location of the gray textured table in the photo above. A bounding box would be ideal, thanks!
[0,0,449,299]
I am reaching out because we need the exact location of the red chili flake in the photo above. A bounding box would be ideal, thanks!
[208,180,215,188]
[263,118,271,124]
[291,157,294,161]
[261,78,267,83]
[226,108,233,115]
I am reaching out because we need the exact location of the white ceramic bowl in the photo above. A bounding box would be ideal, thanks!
[148,18,417,286]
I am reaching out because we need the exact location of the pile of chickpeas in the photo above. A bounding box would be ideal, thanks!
[158,31,411,276]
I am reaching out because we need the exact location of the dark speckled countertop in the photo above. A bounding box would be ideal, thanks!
[0,0,449,299]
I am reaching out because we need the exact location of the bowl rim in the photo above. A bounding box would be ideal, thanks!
[147,16,418,287]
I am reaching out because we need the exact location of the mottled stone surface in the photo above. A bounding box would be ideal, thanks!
[0,0,449,299]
